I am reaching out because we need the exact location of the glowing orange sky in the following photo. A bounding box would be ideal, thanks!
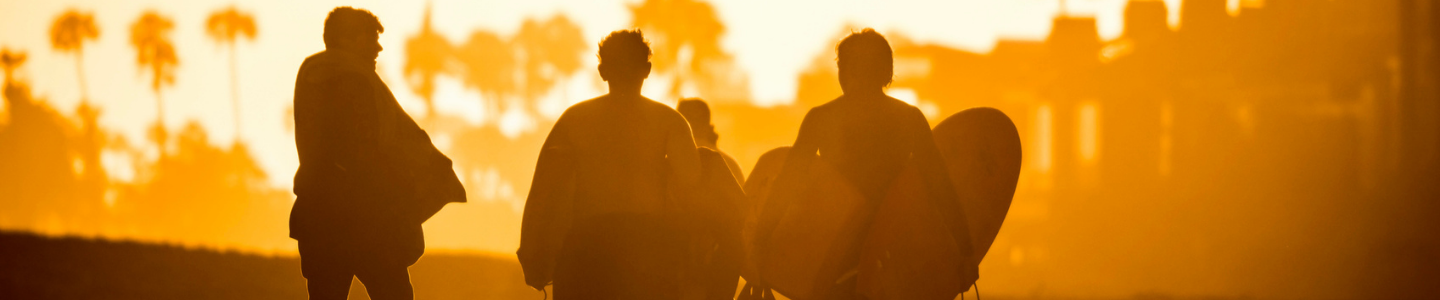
[0,0,1202,188]
[0,1,1258,257]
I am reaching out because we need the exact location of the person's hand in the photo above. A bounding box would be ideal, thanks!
[958,262,980,290]
[526,278,549,292]
[738,282,775,300]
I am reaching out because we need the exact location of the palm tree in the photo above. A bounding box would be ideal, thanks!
[50,11,108,203]
[130,11,179,151]
[514,14,586,113]
[0,49,25,84]
[49,9,100,103]
[404,3,453,123]
[628,0,726,99]
[205,6,257,142]
[455,30,515,118]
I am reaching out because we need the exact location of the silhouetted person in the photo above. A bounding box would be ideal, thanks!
[674,99,748,300]
[677,98,745,184]
[525,29,702,300]
[752,29,976,300]
[290,7,464,300]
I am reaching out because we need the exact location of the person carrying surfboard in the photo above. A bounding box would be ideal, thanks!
[751,28,978,300]
[518,29,703,300]
[678,98,746,185]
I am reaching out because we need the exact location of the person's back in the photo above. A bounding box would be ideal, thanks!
[677,98,745,185]
[526,29,701,300]
[676,98,749,300]
[753,28,974,300]
[767,29,947,204]
[554,94,693,219]
[805,94,930,200]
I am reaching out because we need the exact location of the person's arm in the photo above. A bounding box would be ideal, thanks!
[908,108,977,259]
[405,151,463,223]
[753,108,824,251]
[665,110,703,202]
[527,109,576,205]
[392,110,465,223]
[518,110,577,290]
[721,152,746,186]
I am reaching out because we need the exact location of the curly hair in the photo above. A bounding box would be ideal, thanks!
[323,7,384,49]
[598,29,651,66]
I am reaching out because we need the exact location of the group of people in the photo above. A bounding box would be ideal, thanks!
[289,7,975,300]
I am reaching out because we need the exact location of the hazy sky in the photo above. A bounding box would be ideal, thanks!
[0,0,1188,188]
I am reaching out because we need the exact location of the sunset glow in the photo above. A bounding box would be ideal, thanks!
[2,0,1436,299]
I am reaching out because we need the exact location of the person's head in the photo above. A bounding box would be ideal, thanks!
[677,98,718,146]
[597,29,652,92]
[836,28,893,94]
[323,7,384,60]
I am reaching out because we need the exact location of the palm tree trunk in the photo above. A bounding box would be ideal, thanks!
[230,41,240,142]
[155,69,165,129]
[422,78,435,129]
[156,91,164,128]
[153,60,167,154]
[155,88,166,152]
[75,51,88,103]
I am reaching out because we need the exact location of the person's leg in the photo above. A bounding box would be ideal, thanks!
[553,216,622,300]
[299,241,355,300]
[304,273,354,300]
[354,264,414,300]
[615,215,683,300]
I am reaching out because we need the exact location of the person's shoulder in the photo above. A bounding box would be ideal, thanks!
[565,96,603,111]
[636,96,670,109]
[298,51,366,85]
[814,96,844,110]
[719,150,742,167]
[296,51,329,83]
[298,51,334,75]
[554,95,609,125]
[896,98,925,114]
[640,97,688,124]
[299,51,327,66]
[884,96,932,126]
[803,100,838,122]
[876,95,923,114]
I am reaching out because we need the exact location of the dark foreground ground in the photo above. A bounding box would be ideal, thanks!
[0,231,540,300]
[0,231,1322,300]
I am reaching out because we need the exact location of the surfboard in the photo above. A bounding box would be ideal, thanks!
[855,107,1022,300]
[852,106,1025,298]
[679,148,750,300]
[747,107,1022,300]
[855,161,970,300]
[755,154,873,300]
[739,147,791,282]
[933,107,1022,265]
